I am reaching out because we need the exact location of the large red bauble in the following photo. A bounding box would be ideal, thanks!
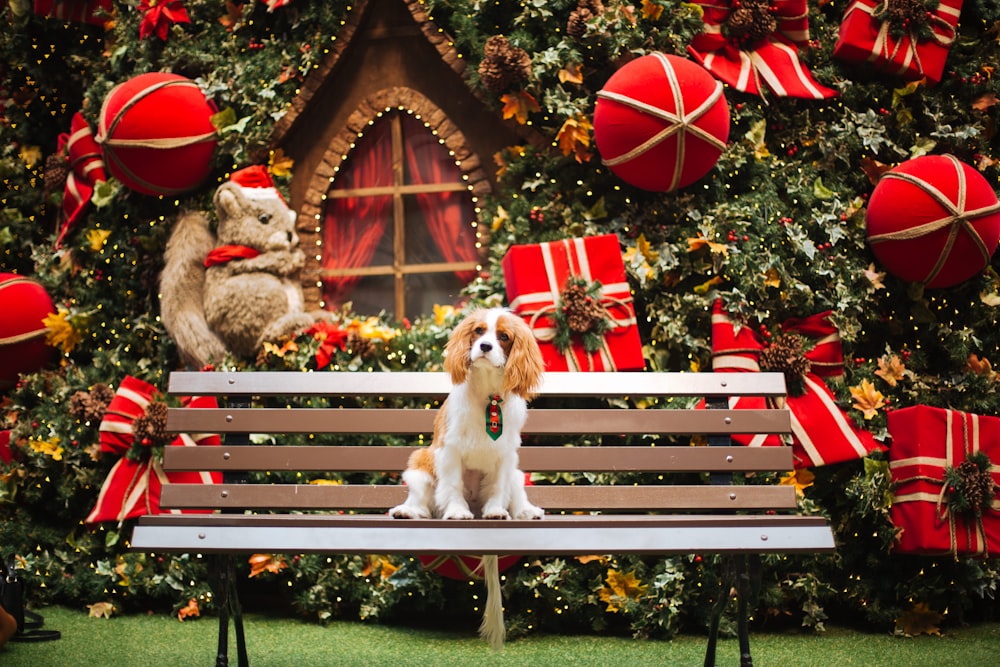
[865,154,1000,288]
[96,72,217,196]
[593,53,730,192]
[0,274,55,391]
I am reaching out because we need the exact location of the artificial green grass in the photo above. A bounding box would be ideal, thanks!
[3,606,1000,667]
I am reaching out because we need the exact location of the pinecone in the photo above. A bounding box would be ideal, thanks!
[955,458,996,515]
[567,0,604,38]
[759,333,812,388]
[347,332,375,359]
[43,151,69,197]
[68,383,115,422]
[478,35,532,93]
[883,0,931,27]
[725,0,777,45]
[132,400,170,448]
[559,282,607,334]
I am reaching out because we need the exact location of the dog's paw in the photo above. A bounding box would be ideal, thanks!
[389,505,429,520]
[514,505,545,520]
[442,505,474,520]
[482,509,511,520]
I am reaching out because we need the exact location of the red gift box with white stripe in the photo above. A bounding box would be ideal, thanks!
[501,234,644,372]
[832,0,962,85]
[889,405,1000,557]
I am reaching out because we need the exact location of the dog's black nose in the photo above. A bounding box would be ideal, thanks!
[479,342,493,353]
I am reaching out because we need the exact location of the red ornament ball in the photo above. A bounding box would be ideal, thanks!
[96,72,218,196]
[0,274,55,391]
[593,53,730,192]
[865,154,1000,288]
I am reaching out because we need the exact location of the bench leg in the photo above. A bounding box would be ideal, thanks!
[209,555,250,667]
[703,554,760,667]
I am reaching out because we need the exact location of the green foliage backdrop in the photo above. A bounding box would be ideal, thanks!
[2,0,1000,639]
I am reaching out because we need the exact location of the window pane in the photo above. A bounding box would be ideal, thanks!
[346,274,396,317]
[405,272,469,316]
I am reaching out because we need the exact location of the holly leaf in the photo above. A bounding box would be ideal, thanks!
[813,177,836,199]
[501,91,540,125]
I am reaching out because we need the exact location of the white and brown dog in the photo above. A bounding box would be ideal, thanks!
[390,306,545,648]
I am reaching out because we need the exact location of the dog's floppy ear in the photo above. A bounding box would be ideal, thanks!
[443,311,477,385]
[502,313,545,399]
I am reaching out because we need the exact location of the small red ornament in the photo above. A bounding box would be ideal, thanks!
[96,72,218,195]
[593,53,730,192]
[0,274,55,391]
[865,154,1000,288]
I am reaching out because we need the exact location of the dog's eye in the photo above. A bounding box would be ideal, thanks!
[258,213,272,224]
[473,326,486,336]
[497,332,510,342]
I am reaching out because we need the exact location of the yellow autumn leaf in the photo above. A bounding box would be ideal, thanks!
[780,468,815,496]
[248,553,288,578]
[44,308,83,354]
[178,598,201,621]
[598,570,648,612]
[19,145,42,168]
[87,601,115,619]
[30,436,63,461]
[850,378,885,420]
[86,228,112,252]
[763,267,781,289]
[268,148,295,177]
[687,236,729,256]
[501,90,540,125]
[895,602,942,637]
[434,303,457,326]
[557,63,583,85]
[967,353,996,380]
[874,354,906,387]
[864,263,886,290]
[555,113,593,163]
[693,275,724,294]
[640,0,664,21]
[575,555,609,565]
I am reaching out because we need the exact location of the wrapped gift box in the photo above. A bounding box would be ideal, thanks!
[501,234,644,372]
[832,0,962,85]
[889,405,1000,557]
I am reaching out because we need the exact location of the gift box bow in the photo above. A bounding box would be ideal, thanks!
[687,0,837,99]
[55,112,108,249]
[707,300,879,468]
[508,237,638,371]
[891,409,1000,557]
[85,375,220,524]
[843,0,960,79]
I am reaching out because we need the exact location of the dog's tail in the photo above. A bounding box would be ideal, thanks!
[478,554,505,650]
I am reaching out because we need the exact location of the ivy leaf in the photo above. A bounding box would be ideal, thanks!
[91,179,120,209]
[813,177,836,199]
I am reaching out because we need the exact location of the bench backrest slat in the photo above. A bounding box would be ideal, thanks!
[167,370,788,398]
[159,483,796,512]
[163,445,793,473]
[166,407,790,436]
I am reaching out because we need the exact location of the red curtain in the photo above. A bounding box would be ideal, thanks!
[402,115,478,282]
[321,120,393,307]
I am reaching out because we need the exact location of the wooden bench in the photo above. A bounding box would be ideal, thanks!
[130,370,835,667]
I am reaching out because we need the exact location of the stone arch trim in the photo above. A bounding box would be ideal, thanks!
[297,86,493,309]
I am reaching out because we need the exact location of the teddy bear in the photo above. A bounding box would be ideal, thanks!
[159,166,318,369]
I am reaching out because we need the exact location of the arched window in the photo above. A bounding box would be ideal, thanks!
[320,109,480,319]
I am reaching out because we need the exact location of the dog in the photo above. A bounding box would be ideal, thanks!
[389,306,545,648]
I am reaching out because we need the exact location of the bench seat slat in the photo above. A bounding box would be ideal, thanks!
[159,483,797,512]
[162,445,794,473]
[131,514,835,555]
[167,407,791,436]
[167,371,788,398]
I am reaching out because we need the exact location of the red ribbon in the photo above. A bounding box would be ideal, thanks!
[705,300,881,468]
[85,376,221,524]
[687,0,838,99]
[204,245,262,268]
[54,112,108,249]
